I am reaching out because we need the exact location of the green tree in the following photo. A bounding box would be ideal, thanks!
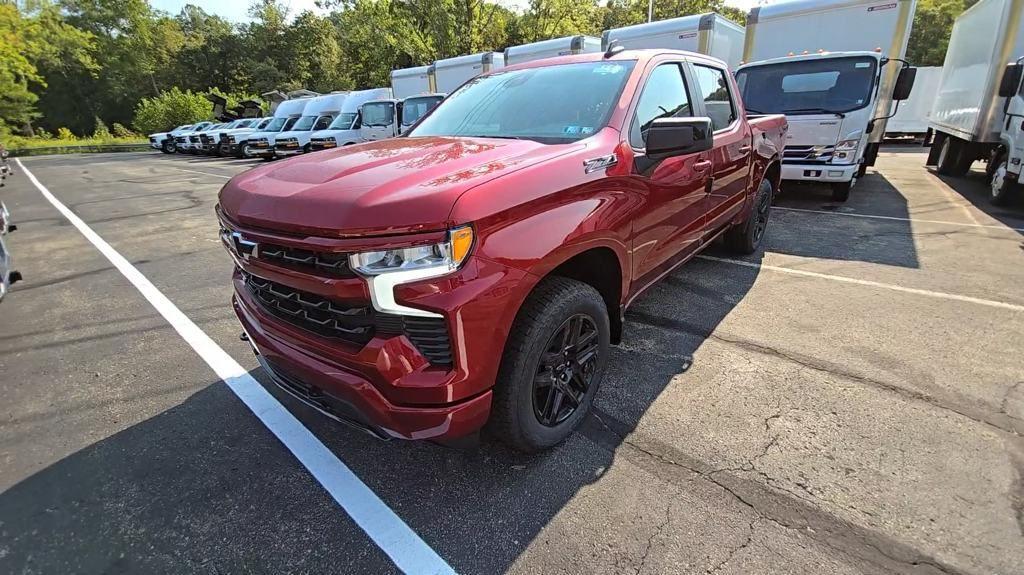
[906,0,975,67]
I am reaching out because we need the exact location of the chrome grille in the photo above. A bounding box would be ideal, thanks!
[783,144,835,165]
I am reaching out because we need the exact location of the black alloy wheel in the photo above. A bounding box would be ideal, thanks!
[532,314,600,427]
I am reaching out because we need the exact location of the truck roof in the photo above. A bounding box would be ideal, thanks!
[737,50,883,69]
[504,35,601,65]
[500,48,729,74]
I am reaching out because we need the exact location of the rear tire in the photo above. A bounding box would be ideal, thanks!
[726,177,773,254]
[488,277,610,453]
[831,177,854,202]
[936,136,973,176]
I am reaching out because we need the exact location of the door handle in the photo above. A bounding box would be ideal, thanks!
[694,160,713,172]
[738,145,752,153]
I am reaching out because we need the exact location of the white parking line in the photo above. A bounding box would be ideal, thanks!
[697,254,1024,312]
[15,158,456,575]
[772,206,1024,233]
[162,166,233,179]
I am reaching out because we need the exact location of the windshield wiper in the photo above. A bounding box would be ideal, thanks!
[783,108,846,117]
[460,134,527,140]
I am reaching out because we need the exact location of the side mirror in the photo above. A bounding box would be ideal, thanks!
[646,117,714,159]
[892,67,917,101]
[998,63,1023,98]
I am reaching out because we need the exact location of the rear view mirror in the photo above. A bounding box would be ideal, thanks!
[646,117,714,159]
[892,67,917,101]
[998,63,1023,98]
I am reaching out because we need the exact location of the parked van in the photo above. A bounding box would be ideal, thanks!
[274,93,349,157]
[736,0,917,201]
[926,0,1024,205]
[309,88,392,150]
[391,65,436,99]
[360,93,446,141]
[244,97,315,159]
[433,52,505,93]
[602,13,745,68]
[504,35,602,66]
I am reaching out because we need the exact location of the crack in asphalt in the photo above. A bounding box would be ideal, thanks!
[706,518,756,574]
[635,504,671,575]
[586,410,965,575]
[627,310,1022,436]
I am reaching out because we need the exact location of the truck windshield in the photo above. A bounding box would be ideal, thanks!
[282,117,300,131]
[263,117,288,132]
[328,113,357,130]
[401,96,445,127]
[361,103,394,127]
[735,56,878,115]
[291,115,318,131]
[409,61,635,143]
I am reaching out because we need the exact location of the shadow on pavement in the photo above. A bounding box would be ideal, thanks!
[934,167,1024,237]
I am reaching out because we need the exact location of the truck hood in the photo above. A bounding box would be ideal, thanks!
[149,131,169,139]
[219,136,576,237]
[784,115,861,147]
[274,130,314,140]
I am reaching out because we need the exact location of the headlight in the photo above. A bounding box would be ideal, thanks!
[350,226,474,276]
[833,139,859,163]
[350,227,475,318]
[835,139,859,150]
[326,137,336,142]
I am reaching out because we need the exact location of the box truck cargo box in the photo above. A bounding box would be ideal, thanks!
[504,35,602,66]
[885,66,941,136]
[433,52,505,93]
[602,13,745,68]
[391,65,436,99]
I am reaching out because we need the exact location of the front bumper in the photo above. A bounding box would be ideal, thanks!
[245,144,275,158]
[782,163,858,182]
[221,214,534,440]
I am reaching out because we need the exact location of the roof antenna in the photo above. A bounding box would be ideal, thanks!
[604,40,624,58]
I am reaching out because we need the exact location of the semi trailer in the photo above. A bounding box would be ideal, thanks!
[736,0,918,201]
[601,13,745,68]
[925,0,1024,205]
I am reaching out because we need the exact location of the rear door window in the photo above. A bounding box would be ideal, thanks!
[692,64,737,131]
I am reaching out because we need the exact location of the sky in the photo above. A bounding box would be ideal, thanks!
[150,0,770,23]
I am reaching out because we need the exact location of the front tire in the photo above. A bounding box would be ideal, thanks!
[990,159,1016,206]
[161,140,175,154]
[488,277,610,452]
[830,176,855,202]
[726,177,773,254]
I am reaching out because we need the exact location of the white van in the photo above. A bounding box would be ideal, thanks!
[273,93,349,157]
[504,35,602,66]
[308,88,393,150]
[602,13,745,68]
[244,97,315,159]
[433,52,505,94]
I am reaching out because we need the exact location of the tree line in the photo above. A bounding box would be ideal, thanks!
[1,0,971,140]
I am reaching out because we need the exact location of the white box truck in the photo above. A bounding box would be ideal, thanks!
[885,66,942,137]
[433,52,505,93]
[504,35,602,66]
[601,13,745,68]
[360,93,446,141]
[391,65,436,99]
[925,0,1024,205]
[309,88,393,150]
[273,92,349,157]
[736,0,917,201]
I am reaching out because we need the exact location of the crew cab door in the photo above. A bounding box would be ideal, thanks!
[688,63,752,235]
[627,61,713,292]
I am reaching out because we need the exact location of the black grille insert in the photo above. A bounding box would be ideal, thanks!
[259,244,355,278]
[243,272,453,366]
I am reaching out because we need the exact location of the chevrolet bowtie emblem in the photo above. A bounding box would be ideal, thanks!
[229,231,258,261]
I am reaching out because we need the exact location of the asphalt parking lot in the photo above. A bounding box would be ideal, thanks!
[1,147,1022,575]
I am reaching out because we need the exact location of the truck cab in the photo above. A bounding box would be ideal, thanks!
[174,121,213,153]
[359,93,445,141]
[309,88,392,150]
[736,51,915,200]
[244,98,314,159]
[273,93,349,157]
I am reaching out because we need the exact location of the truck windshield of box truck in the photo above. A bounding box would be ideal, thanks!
[360,103,394,127]
[327,112,358,130]
[734,56,878,116]
[409,61,635,144]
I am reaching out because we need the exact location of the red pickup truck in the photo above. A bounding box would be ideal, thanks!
[218,49,786,452]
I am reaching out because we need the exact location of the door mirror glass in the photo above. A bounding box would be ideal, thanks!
[998,63,1023,98]
[892,67,917,101]
[645,117,713,159]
